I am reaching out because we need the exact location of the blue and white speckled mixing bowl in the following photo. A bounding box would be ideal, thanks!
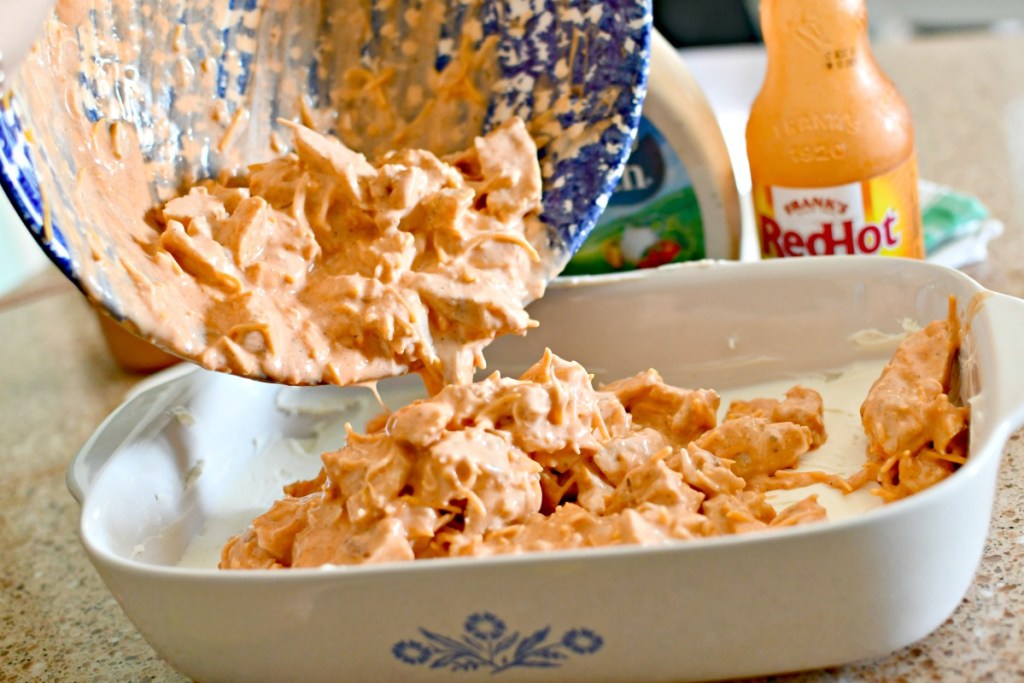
[0,0,650,318]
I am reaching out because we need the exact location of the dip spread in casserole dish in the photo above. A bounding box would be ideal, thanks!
[217,304,967,568]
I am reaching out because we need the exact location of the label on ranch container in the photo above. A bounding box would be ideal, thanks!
[753,155,923,258]
[562,116,705,275]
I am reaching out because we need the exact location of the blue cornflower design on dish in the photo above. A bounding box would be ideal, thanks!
[465,612,506,640]
[392,639,432,665]
[562,628,604,654]
[392,611,604,674]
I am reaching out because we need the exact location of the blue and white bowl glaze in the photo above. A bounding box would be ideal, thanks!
[0,0,651,319]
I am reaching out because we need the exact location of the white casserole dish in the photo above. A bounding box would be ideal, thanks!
[68,256,1024,683]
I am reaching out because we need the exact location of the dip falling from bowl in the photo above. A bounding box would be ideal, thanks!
[2,0,652,385]
[150,118,547,387]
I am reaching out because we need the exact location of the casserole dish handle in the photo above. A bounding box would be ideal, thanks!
[972,292,1024,440]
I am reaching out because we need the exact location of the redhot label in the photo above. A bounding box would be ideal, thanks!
[752,155,923,259]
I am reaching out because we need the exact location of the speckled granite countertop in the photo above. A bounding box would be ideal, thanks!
[4,30,1024,683]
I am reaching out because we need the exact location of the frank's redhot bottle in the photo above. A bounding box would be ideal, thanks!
[746,0,924,259]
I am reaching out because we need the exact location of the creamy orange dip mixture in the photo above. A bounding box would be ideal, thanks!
[220,350,829,568]
[220,305,969,569]
[150,117,545,388]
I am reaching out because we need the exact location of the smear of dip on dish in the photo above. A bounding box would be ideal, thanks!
[857,301,969,500]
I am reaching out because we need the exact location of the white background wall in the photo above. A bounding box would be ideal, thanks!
[867,0,1024,41]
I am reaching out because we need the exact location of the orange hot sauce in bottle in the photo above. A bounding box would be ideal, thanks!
[746,0,924,259]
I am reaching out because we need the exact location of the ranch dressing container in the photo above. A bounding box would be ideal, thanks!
[563,30,740,275]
